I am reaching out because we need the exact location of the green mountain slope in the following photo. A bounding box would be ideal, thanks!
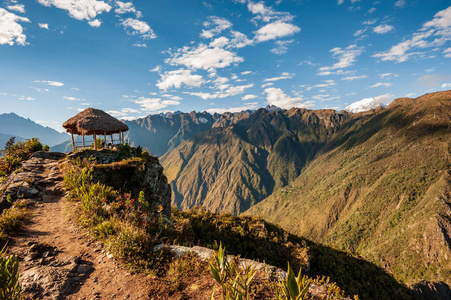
[161,108,347,214]
[246,91,451,287]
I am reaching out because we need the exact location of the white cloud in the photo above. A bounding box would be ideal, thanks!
[18,96,35,101]
[318,44,364,73]
[201,16,232,39]
[165,43,243,71]
[316,69,355,76]
[305,80,336,91]
[373,24,394,34]
[134,97,181,112]
[363,19,377,25]
[261,82,273,88]
[311,94,340,101]
[395,0,405,8]
[115,1,141,17]
[0,8,30,46]
[265,87,315,109]
[229,30,253,48]
[370,82,393,88]
[35,80,65,86]
[150,65,162,72]
[71,87,80,91]
[264,72,293,82]
[373,6,451,62]
[121,18,156,39]
[254,21,300,42]
[185,83,253,100]
[156,69,204,90]
[206,102,259,114]
[30,86,49,92]
[379,73,397,78]
[247,1,293,23]
[337,0,344,5]
[37,0,111,23]
[345,93,394,113]
[368,7,376,14]
[210,36,230,48]
[242,94,258,100]
[7,4,25,13]
[63,96,85,101]
[341,75,367,81]
[354,29,366,37]
[133,43,146,48]
[108,107,141,117]
[38,23,49,29]
[241,71,253,75]
[441,82,451,89]
[271,39,294,54]
[88,19,101,27]
[443,47,451,58]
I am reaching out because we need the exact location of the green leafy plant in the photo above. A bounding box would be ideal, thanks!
[210,242,256,300]
[275,263,311,300]
[0,244,22,300]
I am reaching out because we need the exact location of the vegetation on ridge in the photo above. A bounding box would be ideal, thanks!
[62,149,415,299]
[0,137,48,181]
[246,91,451,287]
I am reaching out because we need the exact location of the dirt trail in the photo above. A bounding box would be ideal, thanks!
[8,152,152,300]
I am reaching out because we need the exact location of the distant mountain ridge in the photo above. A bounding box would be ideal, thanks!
[0,113,69,148]
[160,90,451,292]
[124,109,259,156]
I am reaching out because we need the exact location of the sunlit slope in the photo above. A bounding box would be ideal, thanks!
[162,108,347,214]
[246,90,451,286]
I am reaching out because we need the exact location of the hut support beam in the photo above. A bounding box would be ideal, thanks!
[93,134,97,150]
[71,133,75,151]
[82,134,85,148]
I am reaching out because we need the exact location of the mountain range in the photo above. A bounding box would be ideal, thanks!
[160,90,451,290]
[2,91,450,292]
[0,113,69,148]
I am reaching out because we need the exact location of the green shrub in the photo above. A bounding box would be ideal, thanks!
[0,137,44,179]
[0,244,22,300]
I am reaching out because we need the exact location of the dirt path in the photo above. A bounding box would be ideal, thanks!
[8,152,152,300]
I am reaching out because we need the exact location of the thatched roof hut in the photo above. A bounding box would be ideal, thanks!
[63,108,129,150]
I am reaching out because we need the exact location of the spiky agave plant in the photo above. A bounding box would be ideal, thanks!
[210,242,256,300]
[275,262,311,300]
[0,243,22,300]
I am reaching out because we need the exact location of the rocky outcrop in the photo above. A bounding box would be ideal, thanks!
[69,149,172,217]
[0,151,66,212]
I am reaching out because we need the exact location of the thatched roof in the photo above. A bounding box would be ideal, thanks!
[63,108,129,135]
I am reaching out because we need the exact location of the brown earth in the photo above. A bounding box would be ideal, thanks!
[7,152,152,300]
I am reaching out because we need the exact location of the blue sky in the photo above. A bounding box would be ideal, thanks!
[0,0,450,132]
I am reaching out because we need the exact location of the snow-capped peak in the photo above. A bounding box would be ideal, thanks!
[345,97,386,113]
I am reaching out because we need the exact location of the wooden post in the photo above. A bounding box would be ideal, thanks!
[104,132,107,149]
[93,133,97,150]
[110,134,113,147]
[121,132,124,144]
[71,133,75,151]
[82,134,85,148]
